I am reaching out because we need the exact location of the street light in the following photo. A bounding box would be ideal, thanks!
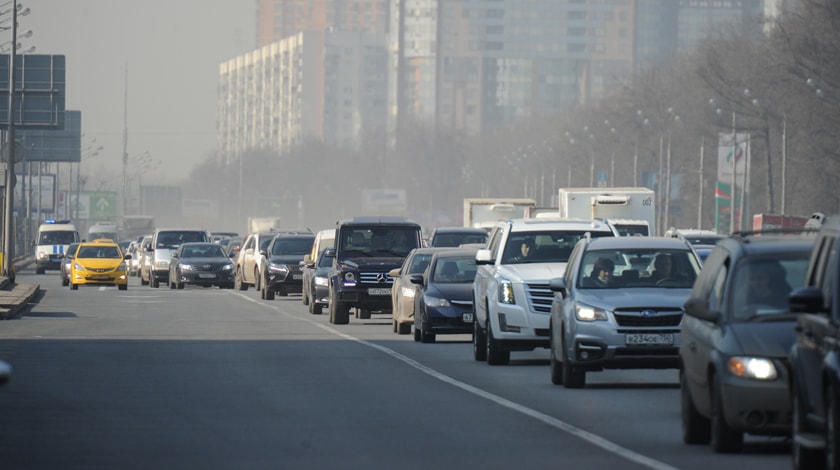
[709,97,739,233]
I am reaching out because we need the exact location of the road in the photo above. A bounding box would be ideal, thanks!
[0,269,791,469]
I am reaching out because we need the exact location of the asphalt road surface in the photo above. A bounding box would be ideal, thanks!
[0,269,792,469]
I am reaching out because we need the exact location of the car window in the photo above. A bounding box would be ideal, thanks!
[578,248,699,289]
[820,237,839,315]
[432,257,477,283]
[732,256,810,319]
[408,254,433,274]
[271,238,313,255]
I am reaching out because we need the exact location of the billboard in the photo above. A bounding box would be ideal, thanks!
[0,54,66,129]
[18,110,81,162]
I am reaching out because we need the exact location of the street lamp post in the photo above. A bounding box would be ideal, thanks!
[2,0,19,280]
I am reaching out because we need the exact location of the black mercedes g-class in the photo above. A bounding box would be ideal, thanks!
[325,217,422,325]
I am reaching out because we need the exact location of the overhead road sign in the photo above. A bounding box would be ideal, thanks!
[18,110,81,162]
[0,54,66,129]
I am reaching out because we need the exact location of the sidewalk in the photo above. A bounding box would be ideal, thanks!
[0,256,41,320]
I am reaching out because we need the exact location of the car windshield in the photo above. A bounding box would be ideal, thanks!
[432,232,488,247]
[180,244,226,258]
[157,231,208,249]
[432,257,478,284]
[39,230,77,245]
[77,245,122,259]
[407,253,433,274]
[271,238,313,255]
[730,255,810,320]
[577,248,701,289]
[502,230,614,264]
[339,228,419,257]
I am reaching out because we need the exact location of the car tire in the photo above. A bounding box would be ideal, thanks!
[152,278,160,288]
[140,274,149,286]
[710,373,743,453]
[311,303,322,315]
[358,309,371,320]
[473,315,487,361]
[302,286,310,305]
[70,283,78,291]
[264,284,275,301]
[793,381,824,469]
[681,370,711,444]
[549,326,563,385]
[235,269,247,291]
[170,279,177,289]
[397,322,411,335]
[118,284,127,291]
[486,322,510,365]
[329,295,349,325]
[413,327,421,342]
[420,329,436,343]
[36,267,44,275]
[61,278,69,287]
[561,331,585,388]
[254,269,261,291]
[177,282,184,290]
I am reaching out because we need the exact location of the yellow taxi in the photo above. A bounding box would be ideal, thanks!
[70,239,131,290]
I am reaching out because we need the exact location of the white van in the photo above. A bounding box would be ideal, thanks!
[34,219,80,274]
[88,221,119,241]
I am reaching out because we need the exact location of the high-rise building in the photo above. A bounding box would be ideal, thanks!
[257,0,391,47]
[218,31,388,161]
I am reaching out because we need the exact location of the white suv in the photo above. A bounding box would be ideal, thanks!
[472,218,619,365]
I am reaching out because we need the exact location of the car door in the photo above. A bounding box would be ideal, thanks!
[474,225,504,328]
[239,235,256,284]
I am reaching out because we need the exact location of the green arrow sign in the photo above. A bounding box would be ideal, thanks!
[89,192,117,219]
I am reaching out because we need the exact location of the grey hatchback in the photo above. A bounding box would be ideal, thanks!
[549,236,702,388]
[680,231,815,453]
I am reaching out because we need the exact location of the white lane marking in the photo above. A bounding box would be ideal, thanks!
[234,292,678,470]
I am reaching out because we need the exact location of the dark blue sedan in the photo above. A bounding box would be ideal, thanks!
[413,248,478,343]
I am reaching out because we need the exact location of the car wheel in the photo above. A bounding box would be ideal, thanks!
[681,369,711,444]
[140,274,148,286]
[486,321,510,365]
[473,314,487,361]
[793,381,824,469]
[549,325,563,385]
[152,278,159,288]
[62,278,69,287]
[36,267,44,275]
[329,294,349,325]
[170,278,177,289]
[118,284,127,291]
[311,303,322,315]
[420,329,436,343]
[70,283,78,291]
[235,269,247,291]
[397,322,411,335]
[277,289,288,297]
[177,281,184,289]
[561,331,585,388]
[302,286,310,305]
[254,269,261,291]
[263,283,275,301]
[358,309,371,320]
[413,327,421,342]
[710,373,743,453]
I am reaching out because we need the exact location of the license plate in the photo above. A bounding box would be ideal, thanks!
[199,274,216,279]
[462,313,474,323]
[368,288,391,295]
[90,277,111,281]
[292,274,302,280]
[626,333,674,345]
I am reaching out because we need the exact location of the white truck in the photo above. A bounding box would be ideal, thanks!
[247,217,284,234]
[557,187,656,236]
[463,198,536,230]
[88,221,119,241]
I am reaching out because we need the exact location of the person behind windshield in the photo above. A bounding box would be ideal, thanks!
[391,231,414,253]
[584,257,614,287]
[509,238,535,263]
[746,263,791,309]
[648,254,673,283]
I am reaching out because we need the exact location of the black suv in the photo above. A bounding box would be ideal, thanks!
[260,233,315,300]
[325,217,422,325]
[680,231,814,454]
[788,216,840,469]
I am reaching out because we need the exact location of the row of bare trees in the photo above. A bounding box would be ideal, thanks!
[183,0,840,234]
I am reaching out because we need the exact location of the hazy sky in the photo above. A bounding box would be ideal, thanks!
[24,0,256,183]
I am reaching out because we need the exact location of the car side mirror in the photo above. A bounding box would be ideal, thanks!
[548,277,566,296]
[684,297,720,322]
[409,274,424,285]
[789,287,825,314]
[388,268,401,277]
[475,249,493,265]
[324,248,336,258]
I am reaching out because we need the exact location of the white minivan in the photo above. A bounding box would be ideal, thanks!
[33,219,80,275]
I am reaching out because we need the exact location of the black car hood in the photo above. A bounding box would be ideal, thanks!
[730,321,797,358]
[425,282,473,301]
[268,254,305,265]
[340,257,404,271]
[181,256,231,265]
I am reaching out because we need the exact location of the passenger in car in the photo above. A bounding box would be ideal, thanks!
[583,257,614,287]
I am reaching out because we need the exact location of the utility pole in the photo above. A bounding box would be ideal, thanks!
[121,63,128,217]
[3,0,18,281]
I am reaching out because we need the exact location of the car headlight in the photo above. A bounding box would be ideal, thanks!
[728,357,778,380]
[342,271,356,287]
[73,262,86,272]
[574,303,608,322]
[269,263,289,273]
[179,263,193,270]
[400,286,415,298]
[314,276,328,287]
[425,295,450,307]
[222,263,233,271]
[37,252,48,259]
[156,260,169,268]
[118,262,128,271]
[498,279,515,304]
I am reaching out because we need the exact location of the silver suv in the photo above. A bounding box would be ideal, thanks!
[472,218,619,365]
[548,236,702,388]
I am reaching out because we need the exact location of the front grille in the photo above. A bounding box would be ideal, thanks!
[450,300,472,308]
[526,282,554,314]
[89,268,113,273]
[192,264,225,272]
[614,309,683,327]
[358,272,394,286]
